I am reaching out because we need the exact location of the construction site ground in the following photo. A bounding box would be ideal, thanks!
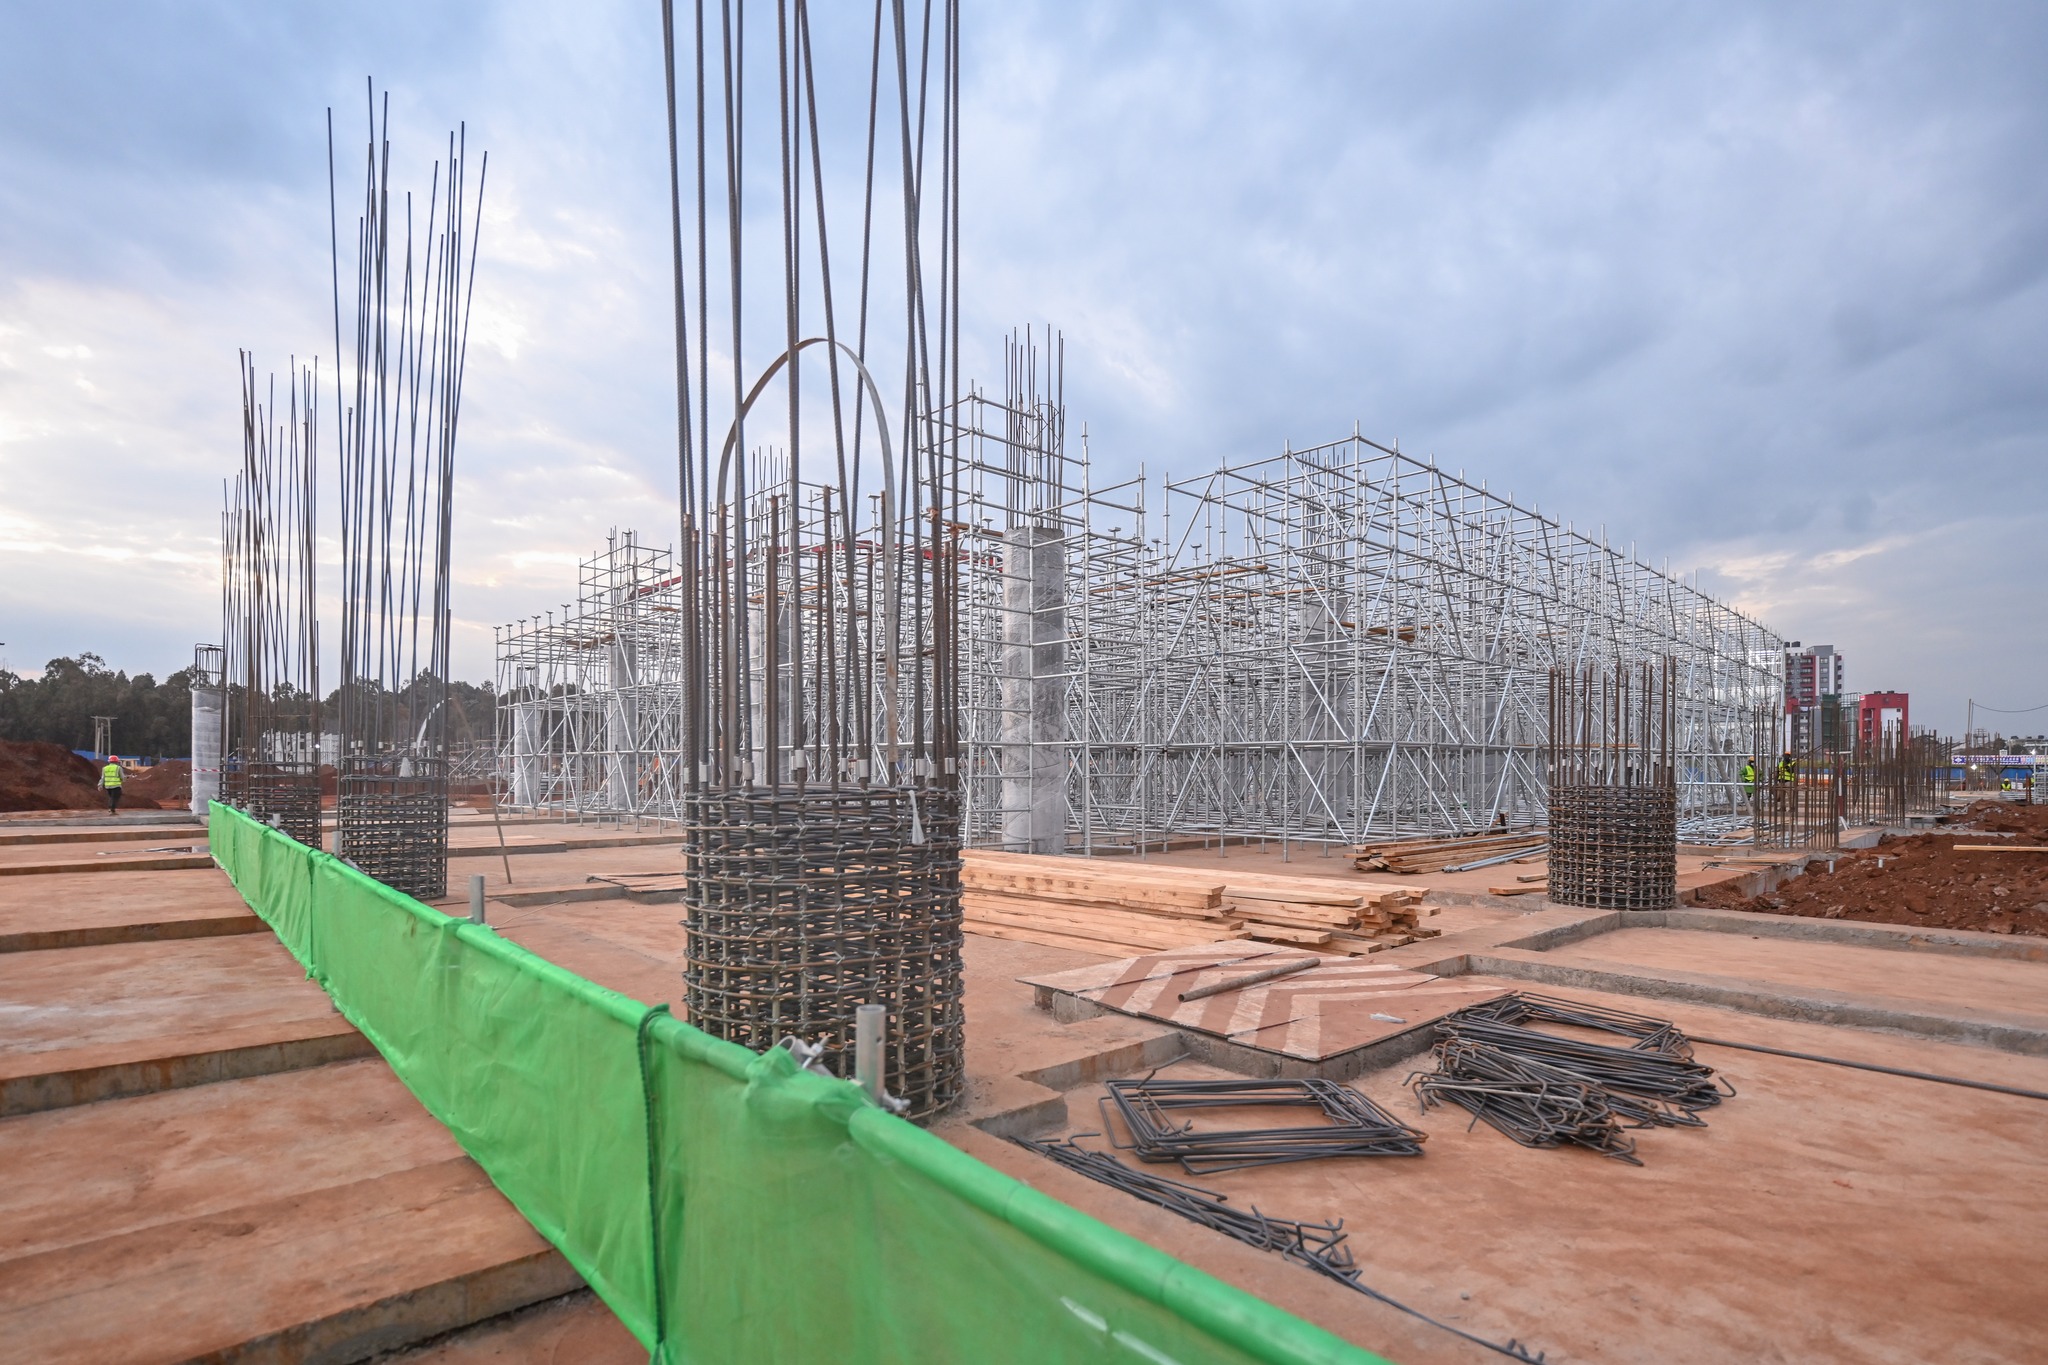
[4,810,2044,1362]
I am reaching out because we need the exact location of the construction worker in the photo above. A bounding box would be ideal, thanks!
[1739,757,1757,798]
[99,755,125,814]
[1777,752,1797,785]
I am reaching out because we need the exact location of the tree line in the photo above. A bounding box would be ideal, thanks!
[0,655,498,759]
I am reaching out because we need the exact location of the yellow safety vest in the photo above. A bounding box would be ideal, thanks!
[102,763,123,788]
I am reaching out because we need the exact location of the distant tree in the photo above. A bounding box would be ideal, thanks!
[319,671,498,751]
[0,654,492,760]
[0,654,195,757]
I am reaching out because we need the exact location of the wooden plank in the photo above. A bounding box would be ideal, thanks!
[1953,844,2048,852]
[959,888,1232,925]
[1228,912,1359,933]
[1228,900,1359,925]
[959,865,1223,911]
[1323,933,1392,955]
[960,883,1229,920]
[959,894,1240,941]
[959,921,1150,956]
[1243,924,1333,946]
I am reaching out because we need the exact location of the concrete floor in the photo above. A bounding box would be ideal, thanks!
[0,827,590,1363]
[1537,925,2048,1020]
[0,867,260,950]
[1122,842,1755,904]
[379,1291,642,1364]
[1007,988,2048,1364]
[11,817,2045,1363]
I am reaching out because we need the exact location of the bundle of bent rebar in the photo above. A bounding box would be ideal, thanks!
[1014,1135,1547,1363]
[1410,993,1731,1165]
[1099,1076,1425,1174]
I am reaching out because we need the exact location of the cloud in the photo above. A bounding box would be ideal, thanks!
[0,1,2043,739]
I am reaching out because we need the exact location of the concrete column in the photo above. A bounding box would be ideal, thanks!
[605,641,639,813]
[1001,525,1069,853]
[745,595,796,787]
[190,685,224,815]
[510,699,543,808]
[1300,594,1351,835]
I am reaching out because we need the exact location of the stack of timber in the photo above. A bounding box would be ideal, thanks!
[960,850,1439,957]
[1352,829,1547,875]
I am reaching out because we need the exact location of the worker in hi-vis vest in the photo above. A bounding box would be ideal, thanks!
[1777,752,1797,784]
[1739,757,1757,798]
[99,757,124,814]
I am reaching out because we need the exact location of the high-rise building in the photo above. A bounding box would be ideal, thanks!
[1784,642,1845,751]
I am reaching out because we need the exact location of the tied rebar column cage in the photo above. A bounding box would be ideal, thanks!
[328,83,486,901]
[220,353,322,847]
[1548,661,1677,910]
[659,0,967,1119]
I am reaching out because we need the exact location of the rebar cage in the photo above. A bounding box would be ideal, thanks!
[683,788,964,1117]
[1548,661,1678,910]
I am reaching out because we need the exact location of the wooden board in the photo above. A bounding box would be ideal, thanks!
[1243,924,1333,946]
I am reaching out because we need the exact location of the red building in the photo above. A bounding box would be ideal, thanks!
[1858,691,1908,746]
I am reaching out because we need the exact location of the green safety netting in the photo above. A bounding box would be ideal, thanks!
[209,802,1389,1365]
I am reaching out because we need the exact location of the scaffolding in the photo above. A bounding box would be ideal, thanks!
[1058,434,1785,846]
[494,531,690,824]
[498,404,1788,852]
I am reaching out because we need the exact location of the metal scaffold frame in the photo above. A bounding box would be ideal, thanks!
[497,393,1788,854]
[1067,434,1785,846]
[495,531,690,824]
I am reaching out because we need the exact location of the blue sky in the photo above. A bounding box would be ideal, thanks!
[1,3,2043,733]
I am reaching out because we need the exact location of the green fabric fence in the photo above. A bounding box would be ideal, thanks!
[210,802,1390,1365]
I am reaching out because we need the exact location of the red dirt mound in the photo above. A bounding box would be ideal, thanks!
[0,740,104,812]
[123,759,191,807]
[1695,800,2048,938]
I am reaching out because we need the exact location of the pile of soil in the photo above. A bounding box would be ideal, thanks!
[0,740,106,812]
[123,759,191,807]
[0,741,191,813]
[1695,801,2048,938]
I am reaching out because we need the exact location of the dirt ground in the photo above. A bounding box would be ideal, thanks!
[0,741,106,812]
[1015,990,2048,1365]
[1696,800,2048,937]
[120,759,189,807]
[0,743,189,813]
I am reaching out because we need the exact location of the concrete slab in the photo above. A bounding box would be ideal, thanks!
[378,1291,642,1364]
[0,811,202,829]
[1535,925,2048,1021]
[0,935,371,1115]
[0,848,212,876]
[0,868,263,953]
[0,1157,577,1365]
[1021,941,1510,1080]
[0,824,202,847]
[995,988,2048,1365]
[1118,841,1757,910]
[946,934,1187,1136]
[0,1059,583,1364]
[1452,947,2048,1056]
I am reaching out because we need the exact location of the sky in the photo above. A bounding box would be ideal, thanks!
[1,2,2043,736]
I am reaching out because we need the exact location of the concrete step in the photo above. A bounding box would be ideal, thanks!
[0,935,371,1116]
[0,1061,580,1364]
[0,868,264,954]
[380,1291,642,1364]
[0,811,204,830]
[0,852,214,878]
[0,825,203,848]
